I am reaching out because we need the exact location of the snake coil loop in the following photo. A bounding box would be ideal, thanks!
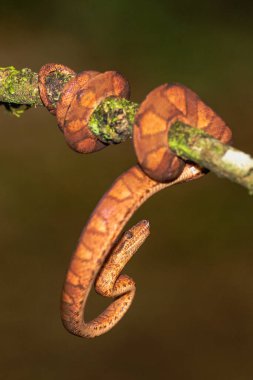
[38,63,75,115]
[39,64,130,153]
[134,83,232,182]
[39,64,232,338]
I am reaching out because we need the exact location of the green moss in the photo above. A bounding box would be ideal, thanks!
[3,103,31,117]
[0,67,40,108]
[169,121,253,194]
[0,66,74,112]
[45,71,74,107]
[4,67,20,96]
[89,97,139,144]
[169,121,226,162]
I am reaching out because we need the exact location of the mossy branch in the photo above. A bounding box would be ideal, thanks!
[0,66,74,116]
[0,66,41,106]
[1,66,253,194]
[169,122,253,194]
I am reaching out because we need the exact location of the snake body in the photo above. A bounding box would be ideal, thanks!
[38,64,232,338]
[61,164,203,338]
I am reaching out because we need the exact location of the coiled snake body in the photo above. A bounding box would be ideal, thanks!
[38,64,232,338]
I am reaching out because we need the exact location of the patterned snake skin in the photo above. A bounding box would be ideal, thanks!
[38,64,232,338]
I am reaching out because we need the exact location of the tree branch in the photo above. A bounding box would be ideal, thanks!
[0,66,252,194]
[169,122,253,194]
[0,66,41,106]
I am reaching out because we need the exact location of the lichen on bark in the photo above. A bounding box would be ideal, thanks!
[169,121,253,194]
[0,66,41,106]
[89,97,138,144]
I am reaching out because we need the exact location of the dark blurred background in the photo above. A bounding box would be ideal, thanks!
[1,1,253,379]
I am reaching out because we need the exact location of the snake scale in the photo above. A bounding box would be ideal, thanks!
[38,64,232,338]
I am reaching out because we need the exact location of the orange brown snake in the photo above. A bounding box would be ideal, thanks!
[38,64,232,338]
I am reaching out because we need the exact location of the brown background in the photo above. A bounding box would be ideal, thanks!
[0,1,253,379]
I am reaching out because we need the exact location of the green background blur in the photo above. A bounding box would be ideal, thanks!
[1,1,253,379]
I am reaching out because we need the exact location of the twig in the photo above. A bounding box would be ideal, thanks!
[0,66,252,194]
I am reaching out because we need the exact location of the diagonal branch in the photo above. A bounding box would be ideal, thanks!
[0,66,253,194]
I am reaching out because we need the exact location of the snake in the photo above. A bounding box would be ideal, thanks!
[38,64,232,338]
